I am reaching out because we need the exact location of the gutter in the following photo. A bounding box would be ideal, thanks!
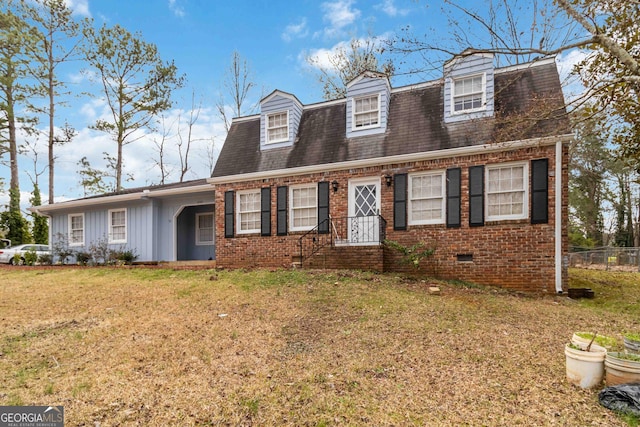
[29,183,215,215]
[555,139,565,293]
[208,134,574,185]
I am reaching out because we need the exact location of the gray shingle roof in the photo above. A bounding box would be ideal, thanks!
[212,60,569,178]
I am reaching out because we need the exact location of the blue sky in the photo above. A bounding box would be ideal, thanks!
[1,0,583,210]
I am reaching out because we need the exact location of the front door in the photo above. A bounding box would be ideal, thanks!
[348,178,380,244]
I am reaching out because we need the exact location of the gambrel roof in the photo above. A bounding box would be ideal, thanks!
[212,57,570,179]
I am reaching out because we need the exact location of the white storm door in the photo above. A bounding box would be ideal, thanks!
[348,178,380,244]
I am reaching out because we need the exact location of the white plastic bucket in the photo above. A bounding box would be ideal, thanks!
[571,332,616,350]
[605,352,640,386]
[623,337,640,355]
[565,343,606,389]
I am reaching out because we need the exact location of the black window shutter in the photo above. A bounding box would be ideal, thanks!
[261,187,271,236]
[446,168,461,228]
[393,173,407,230]
[224,190,235,238]
[469,166,484,226]
[317,181,330,234]
[276,186,288,235]
[531,158,549,224]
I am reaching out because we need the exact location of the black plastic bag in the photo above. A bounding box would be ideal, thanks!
[599,383,640,416]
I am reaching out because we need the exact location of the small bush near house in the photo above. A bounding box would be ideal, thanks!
[23,250,38,266]
[384,239,436,269]
[52,233,74,264]
[37,253,53,265]
[111,249,138,265]
[75,252,91,266]
[88,238,112,265]
[12,253,22,265]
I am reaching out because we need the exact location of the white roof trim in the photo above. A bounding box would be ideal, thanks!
[346,70,391,90]
[260,89,303,107]
[494,56,556,74]
[444,51,494,69]
[30,184,214,214]
[209,134,573,185]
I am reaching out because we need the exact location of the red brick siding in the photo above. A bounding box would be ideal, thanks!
[214,142,568,293]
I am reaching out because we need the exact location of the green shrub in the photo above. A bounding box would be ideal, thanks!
[38,253,53,265]
[76,252,92,266]
[23,250,38,266]
[112,249,138,265]
[624,332,640,341]
[384,240,436,269]
[12,253,23,265]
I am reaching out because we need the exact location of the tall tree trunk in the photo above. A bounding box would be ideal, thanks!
[48,42,55,204]
[7,86,19,194]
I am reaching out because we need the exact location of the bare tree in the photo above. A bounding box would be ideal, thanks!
[204,136,217,177]
[216,51,258,132]
[392,0,640,159]
[151,113,176,185]
[308,35,395,100]
[177,91,204,182]
[24,0,82,204]
[82,23,184,190]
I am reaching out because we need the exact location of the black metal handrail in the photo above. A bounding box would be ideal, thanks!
[298,215,387,266]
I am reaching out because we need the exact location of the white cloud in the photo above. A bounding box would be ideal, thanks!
[303,41,350,71]
[556,48,589,103]
[375,0,409,17]
[49,105,227,199]
[168,0,186,18]
[65,0,91,17]
[302,35,390,72]
[282,18,309,42]
[321,0,361,38]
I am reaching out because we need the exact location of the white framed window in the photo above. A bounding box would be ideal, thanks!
[409,171,445,225]
[353,94,380,129]
[196,212,214,245]
[266,111,289,144]
[236,190,261,234]
[108,209,127,244]
[486,162,528,221]
[452,74,485,113]
[289,185,317,231]
[68,213,84,246]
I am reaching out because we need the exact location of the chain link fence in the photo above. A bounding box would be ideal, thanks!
[569,247,640,272]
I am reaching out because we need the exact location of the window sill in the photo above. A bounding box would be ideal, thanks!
[450,107,487,116]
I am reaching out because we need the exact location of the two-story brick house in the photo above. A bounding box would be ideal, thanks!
[209,51,571,293]
[32,51,571,293]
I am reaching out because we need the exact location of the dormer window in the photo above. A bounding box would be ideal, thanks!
[452,74,485,113]
[266,111,289,144]
[353,94,380,129]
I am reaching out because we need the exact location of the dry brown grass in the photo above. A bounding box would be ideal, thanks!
[0,266,636,426]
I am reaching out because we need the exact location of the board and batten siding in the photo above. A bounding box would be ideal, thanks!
[346,75,390,138]
[48,201,154,262]
[154,193,215,262]
[47,191,215,263]
[443,53,495,124]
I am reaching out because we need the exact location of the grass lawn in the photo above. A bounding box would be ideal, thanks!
[1,266,639,426]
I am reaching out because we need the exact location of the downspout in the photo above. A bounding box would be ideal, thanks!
[555,139,563,293]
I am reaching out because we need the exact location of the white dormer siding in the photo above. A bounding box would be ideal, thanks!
[260,90,303,150]
[346,71,390,138]
[443,52,495,124]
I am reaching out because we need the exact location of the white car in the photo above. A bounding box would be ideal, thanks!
[0,244,51,265]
